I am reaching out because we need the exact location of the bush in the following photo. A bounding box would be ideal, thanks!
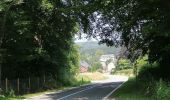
[3,89,15,97]
[137,62,170,100]
[112,69,133,76]
[138,63,161,81]
[115,56,170,99]
[116,59,132,70]
[153,80,170,100]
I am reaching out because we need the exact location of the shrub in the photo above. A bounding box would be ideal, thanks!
[3,89,15,97]
[153,80,170,100]
[138,63,160,81]
[116,59,132,70]
[137,62,170,100]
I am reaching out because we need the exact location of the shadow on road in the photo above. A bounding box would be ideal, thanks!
[44,82,123,100]
[27,75,128,100]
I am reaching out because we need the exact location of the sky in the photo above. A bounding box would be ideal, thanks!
[74,34,97,43]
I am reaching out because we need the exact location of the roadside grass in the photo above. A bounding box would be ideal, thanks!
[111,63,170,100]
[78,72,108,81]
[74,75,90,86]
[2,72,107,100]
[22,89,61,99]
[110,78,151,100]
[0,96,24,100]
[22,86,76,99]
[21,85,90,99]
[113,69,134,77]
[21,73,92,99]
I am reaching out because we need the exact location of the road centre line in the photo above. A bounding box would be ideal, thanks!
[57,85,97,100]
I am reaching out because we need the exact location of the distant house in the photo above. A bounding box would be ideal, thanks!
[80,61,90,73]
[100,54,117,73]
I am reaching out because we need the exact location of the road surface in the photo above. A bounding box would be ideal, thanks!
[27,75,128,100]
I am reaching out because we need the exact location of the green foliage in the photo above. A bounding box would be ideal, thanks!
[3,89,15,97]
[0,0,80,86]
[116,59,131,70]
[138,63,161,81]
[0,96,23,100]
[112,76,170,100]
[136,56,148,70]
[72,75,91,86]
[79,49,103,72]
[154,80,170,100]
[1,0,170,96]
[89,62,102,72]
[112,78,150,100]
[112,58,170,100]
[68,0,170,78]
[112,69,133,76]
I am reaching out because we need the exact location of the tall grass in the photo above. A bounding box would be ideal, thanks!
[112,69,134,76]
[111,78,150,100]
[111,58,170,100]
[153,80,170,100]
[136,62,170,100]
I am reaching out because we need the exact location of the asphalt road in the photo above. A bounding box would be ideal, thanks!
[27,75,128,100]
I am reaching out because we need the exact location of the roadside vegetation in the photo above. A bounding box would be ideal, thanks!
[21,72,106,99]
[0,0,83,98]
[79,49,104,72]
[111,78,150,100]
[112,56,170,100]
[1,0,170,99]
[0,96,24,100]
[78,72,108,81]
[0,73,92,100]
[113,69,133,77]
[112,58,133,77]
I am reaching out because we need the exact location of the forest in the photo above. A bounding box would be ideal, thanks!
[0,0,170,99]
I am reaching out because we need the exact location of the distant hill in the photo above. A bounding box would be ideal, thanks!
[76,41,120,55]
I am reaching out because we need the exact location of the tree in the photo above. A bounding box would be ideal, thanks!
[100,0,170,78]
[0,0,22,90]
[89,62,102,72]
[69,0,170,78]
[116,59,131,70]
[0,0,80,88]
[80,49,104,72]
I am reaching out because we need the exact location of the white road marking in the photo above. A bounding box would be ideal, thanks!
[102,81,127,100]
[57,85,97,100]
[26,75,128,100]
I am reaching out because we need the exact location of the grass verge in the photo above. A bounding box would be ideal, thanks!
[0,96,24,100]
[22,74,92,99]
[2,72,107,100]
[109,78,150,100]
[78,72,108,81]
[22,88,64,99]
[113,69,134,77]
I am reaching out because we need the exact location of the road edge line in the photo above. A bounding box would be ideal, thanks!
[102,81,127,100]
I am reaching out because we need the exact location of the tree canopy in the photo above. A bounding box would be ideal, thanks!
[71,0,170,78]
[0,0,80,85]
[0,0,170,83]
